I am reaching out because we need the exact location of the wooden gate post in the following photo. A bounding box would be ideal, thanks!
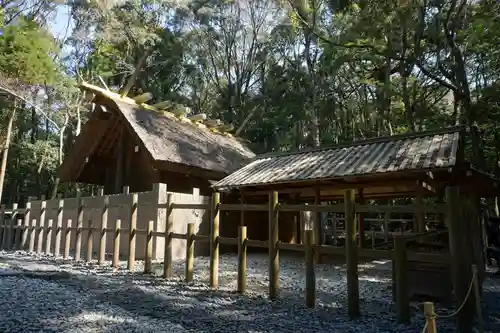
[269,191,279,300]
[209,192,220,288]
[305,229,316,308]
[237,226,247,294]
[423,302,437,333]
[186,223,195,282]
[345,189,360,318]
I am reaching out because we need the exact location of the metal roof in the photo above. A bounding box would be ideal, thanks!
[212,127,463,190]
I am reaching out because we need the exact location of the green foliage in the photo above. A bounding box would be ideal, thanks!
[0,18,59,84]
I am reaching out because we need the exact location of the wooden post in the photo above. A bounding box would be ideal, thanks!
[45,219,53,254]
[371,226,376,248]
[314,185,323,263]
[75,198,84,261]
[186,222,194,282]
[144,220,154,274]
[21,202,30,250]
[163,193,173,278]
[85,219,94,262]
[344,189,359,317]
[0,205,4,249]
[14,219,22,249]
[446,186,473,332]
[128,193,138,272]
[98,195,109,265]
[210,192,220,288]
[332,213,337,246]
[113,219,121,272]
[304,229,316,308]
[123,186,130,195]
[472,265,484,333]
[394,235,409,323]
[423,302,437,333]
[37,201,46,254]
[237,226,247,294]
[28,219,36,253]
[64,219,72,259]
[269,191,279,300]
[54,200,63,256]
[358,191,365,248]
[75,202,83,261]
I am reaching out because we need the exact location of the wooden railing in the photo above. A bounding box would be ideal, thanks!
[0,190,450,324]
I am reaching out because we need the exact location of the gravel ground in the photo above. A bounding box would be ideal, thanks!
[0,250,499,333]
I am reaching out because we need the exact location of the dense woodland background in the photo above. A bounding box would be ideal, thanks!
[0,0,499,204]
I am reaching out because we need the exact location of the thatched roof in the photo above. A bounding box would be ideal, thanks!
[58,82,255,182]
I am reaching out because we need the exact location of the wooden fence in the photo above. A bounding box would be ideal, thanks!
[0,186,452,324]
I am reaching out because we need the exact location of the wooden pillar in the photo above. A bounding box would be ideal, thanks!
[358,190,365,248]
[446,186,473,332]
[210,192,220,288]
[304,229,316,308]
[269,191,279,300]
[314,185,323,262]
[237,226,247,294]
[21,202,31,250]
[127,193,138,271]
[344,189,360,317]
[98,195,109,265]
[186,222,195,282]
[163,193,173,278]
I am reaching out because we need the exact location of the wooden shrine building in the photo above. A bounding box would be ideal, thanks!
[58,82,255,195]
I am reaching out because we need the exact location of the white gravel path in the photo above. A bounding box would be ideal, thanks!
[0,250,499,332]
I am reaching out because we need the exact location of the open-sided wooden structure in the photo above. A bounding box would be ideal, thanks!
[58,82,255,195]
[212,126,498,332]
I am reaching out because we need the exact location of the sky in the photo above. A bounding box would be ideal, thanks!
[47,4,74,41]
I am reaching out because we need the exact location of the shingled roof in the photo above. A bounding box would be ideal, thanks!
[58,83,255,182]
[213,126,465,190]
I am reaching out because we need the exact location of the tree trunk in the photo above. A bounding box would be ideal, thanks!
[0,108,16,203]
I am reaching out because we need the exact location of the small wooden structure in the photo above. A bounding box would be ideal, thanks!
[212,126,498,331]
[58,82,255,195]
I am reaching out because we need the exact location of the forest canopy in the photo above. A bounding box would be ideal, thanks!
[0,0,499,204]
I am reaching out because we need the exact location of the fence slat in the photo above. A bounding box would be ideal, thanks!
[21,202,31,250]
[186,223,194,282]
[0,205,5,249]
[128,193,138,272]
[144,220,153,274]
[14,219,22,249]
[86,219,94,262]
[28,219,36,253]
[45,219,53,254]
[37,202,46,254]
[64,219,72,259]
[98,196,109,265]
[113,219,121,272]
[163,193,173,278]
[75,198,84,261]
